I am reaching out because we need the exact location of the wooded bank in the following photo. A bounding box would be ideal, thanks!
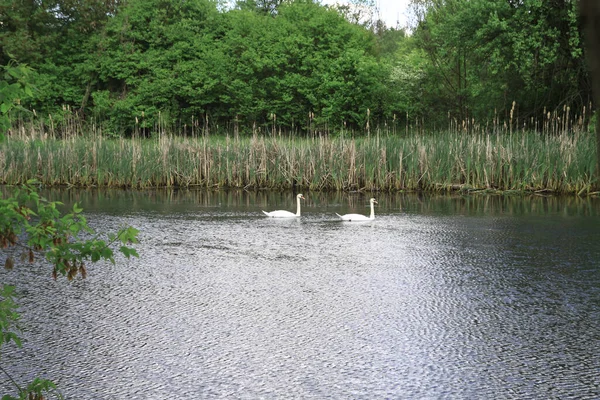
[1,0,594,136]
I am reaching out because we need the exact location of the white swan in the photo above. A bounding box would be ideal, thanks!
[262,194,305,218]
[336,198,378,221]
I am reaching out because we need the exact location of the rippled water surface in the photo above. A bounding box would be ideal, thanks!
[2,190,600,399]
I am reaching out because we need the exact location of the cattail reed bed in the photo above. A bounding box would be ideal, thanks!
[0,129,597,194]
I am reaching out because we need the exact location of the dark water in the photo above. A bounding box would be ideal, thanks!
[1,189,599,399]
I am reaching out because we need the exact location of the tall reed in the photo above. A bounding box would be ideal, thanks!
[1,128,596,194]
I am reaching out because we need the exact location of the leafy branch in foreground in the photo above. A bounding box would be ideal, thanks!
[1,182,139,400]
[0,286,57,400]
[2,182,140,279]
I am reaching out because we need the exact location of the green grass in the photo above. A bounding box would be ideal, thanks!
[0,129,597,193]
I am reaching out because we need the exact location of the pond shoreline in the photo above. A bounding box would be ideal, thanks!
[2,183,600,198]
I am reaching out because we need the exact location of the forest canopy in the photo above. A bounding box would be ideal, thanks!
[0,0,592,135]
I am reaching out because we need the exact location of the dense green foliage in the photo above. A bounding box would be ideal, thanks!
[0,62,32,141]
[409,0,588,125]
[580,0,600,178]
[0,0,592,135]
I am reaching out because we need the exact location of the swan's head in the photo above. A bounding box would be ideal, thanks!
[370,198,378,205]
[297,194,305,200]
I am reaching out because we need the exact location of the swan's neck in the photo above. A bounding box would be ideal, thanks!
[296,197,301,216]
[369,202,375,219]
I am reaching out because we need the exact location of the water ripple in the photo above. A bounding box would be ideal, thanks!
[1,203,599,399]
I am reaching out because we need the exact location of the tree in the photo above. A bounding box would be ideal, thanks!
[235,0,287,15]
[89,0,387,134]
[264,0,387,128]
[329,0,376,28]
[0,62,33,140]
[410,0,590,127]
[581,0,600,185]
[0,0,119,116]
[411,0,495,123]
[387,36,428,125]
[0,60,140,399]
[93,0,226,133]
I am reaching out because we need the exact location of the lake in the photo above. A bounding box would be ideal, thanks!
[1,189,599,399]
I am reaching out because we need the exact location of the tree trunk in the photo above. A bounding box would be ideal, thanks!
[581,0,600,189]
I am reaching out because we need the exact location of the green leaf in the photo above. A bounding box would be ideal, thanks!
[73,203,83,214]
[119,246,139,258]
